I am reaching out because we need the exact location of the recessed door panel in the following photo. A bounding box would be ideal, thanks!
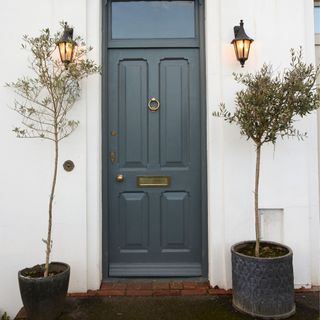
[160,59,190,167]
[161,192,190,252]
[119,192,149,252]
[118,59,148,168]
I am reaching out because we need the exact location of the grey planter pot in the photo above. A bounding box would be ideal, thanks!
[231,241,295,319]
[18,262,70,320]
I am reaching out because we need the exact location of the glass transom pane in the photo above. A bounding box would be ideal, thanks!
[111,1,195,39]
[315,6,320,33]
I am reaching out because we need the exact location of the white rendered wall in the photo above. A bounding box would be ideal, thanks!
[0,0,102,317]
[316,11,320,291]
[0,0,319,318]
[206,0,320,289]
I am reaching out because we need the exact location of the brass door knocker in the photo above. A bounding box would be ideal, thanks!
[148,97,160,112]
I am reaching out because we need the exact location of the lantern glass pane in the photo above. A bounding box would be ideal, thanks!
[236,40,245,59]
[58,42,75,64]
[65,42,74,62]
[58,42,66,62]
[235,39,251,60]
[243,39,251,58]
[233,42,240,60]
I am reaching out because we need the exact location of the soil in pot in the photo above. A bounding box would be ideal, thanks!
[18,262,70,320]
[21,263,66,278]
[237,242,289,258]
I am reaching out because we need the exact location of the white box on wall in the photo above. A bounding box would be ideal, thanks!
[260,209,284,243]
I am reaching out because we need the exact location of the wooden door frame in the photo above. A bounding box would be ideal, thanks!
[101,0,208,279]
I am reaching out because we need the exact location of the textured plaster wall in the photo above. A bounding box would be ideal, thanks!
[0,0,319,318]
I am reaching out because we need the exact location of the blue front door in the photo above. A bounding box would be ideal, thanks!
[103,0,204,277]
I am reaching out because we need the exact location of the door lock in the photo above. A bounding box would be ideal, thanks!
[115,174,124,183]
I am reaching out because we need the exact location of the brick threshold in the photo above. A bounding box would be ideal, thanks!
[71,280,230,297]
[68,282,320,298]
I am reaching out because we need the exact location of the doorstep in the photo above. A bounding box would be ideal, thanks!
[69,279,232,297]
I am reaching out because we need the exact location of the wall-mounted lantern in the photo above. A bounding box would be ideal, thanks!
[231,20,254,67]
[56,22,77,69]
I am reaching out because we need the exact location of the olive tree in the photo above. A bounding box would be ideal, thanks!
[7,23,100,277]
[213,49,320,257]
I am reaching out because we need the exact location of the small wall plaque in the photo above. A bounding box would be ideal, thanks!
[63,160,75,172]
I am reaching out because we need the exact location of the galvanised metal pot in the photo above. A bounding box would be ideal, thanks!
[18,262,70,320]
[231,241,295,319]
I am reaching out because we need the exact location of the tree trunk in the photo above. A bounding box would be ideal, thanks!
[255,143,261,257]
[44,135,59,277]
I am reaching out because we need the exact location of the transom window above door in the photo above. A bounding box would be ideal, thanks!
[107,0,199,47]
[111,1,195,39]
[315,2,320,33]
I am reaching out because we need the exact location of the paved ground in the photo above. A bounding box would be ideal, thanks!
[53,292,319,320]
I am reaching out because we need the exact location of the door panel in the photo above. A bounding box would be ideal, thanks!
[107,48,201,276]
[160,59,190,167]
[118,59,148,168]
[160,192,190,252]
[119,192,149,252]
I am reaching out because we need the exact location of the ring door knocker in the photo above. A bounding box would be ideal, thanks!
[148,97,160,112]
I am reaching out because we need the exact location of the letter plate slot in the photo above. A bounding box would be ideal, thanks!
[137,176,171,187]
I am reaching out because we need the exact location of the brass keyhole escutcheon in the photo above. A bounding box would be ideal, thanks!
[63,160,75,172]
[148,97,160,112]
[115,174,124,183]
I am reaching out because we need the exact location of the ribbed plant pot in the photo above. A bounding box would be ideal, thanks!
[231,241,295,319]
[18,262,70,320]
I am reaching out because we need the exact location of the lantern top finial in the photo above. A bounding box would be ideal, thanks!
[231,20,254,44]
[58,22,75,44]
